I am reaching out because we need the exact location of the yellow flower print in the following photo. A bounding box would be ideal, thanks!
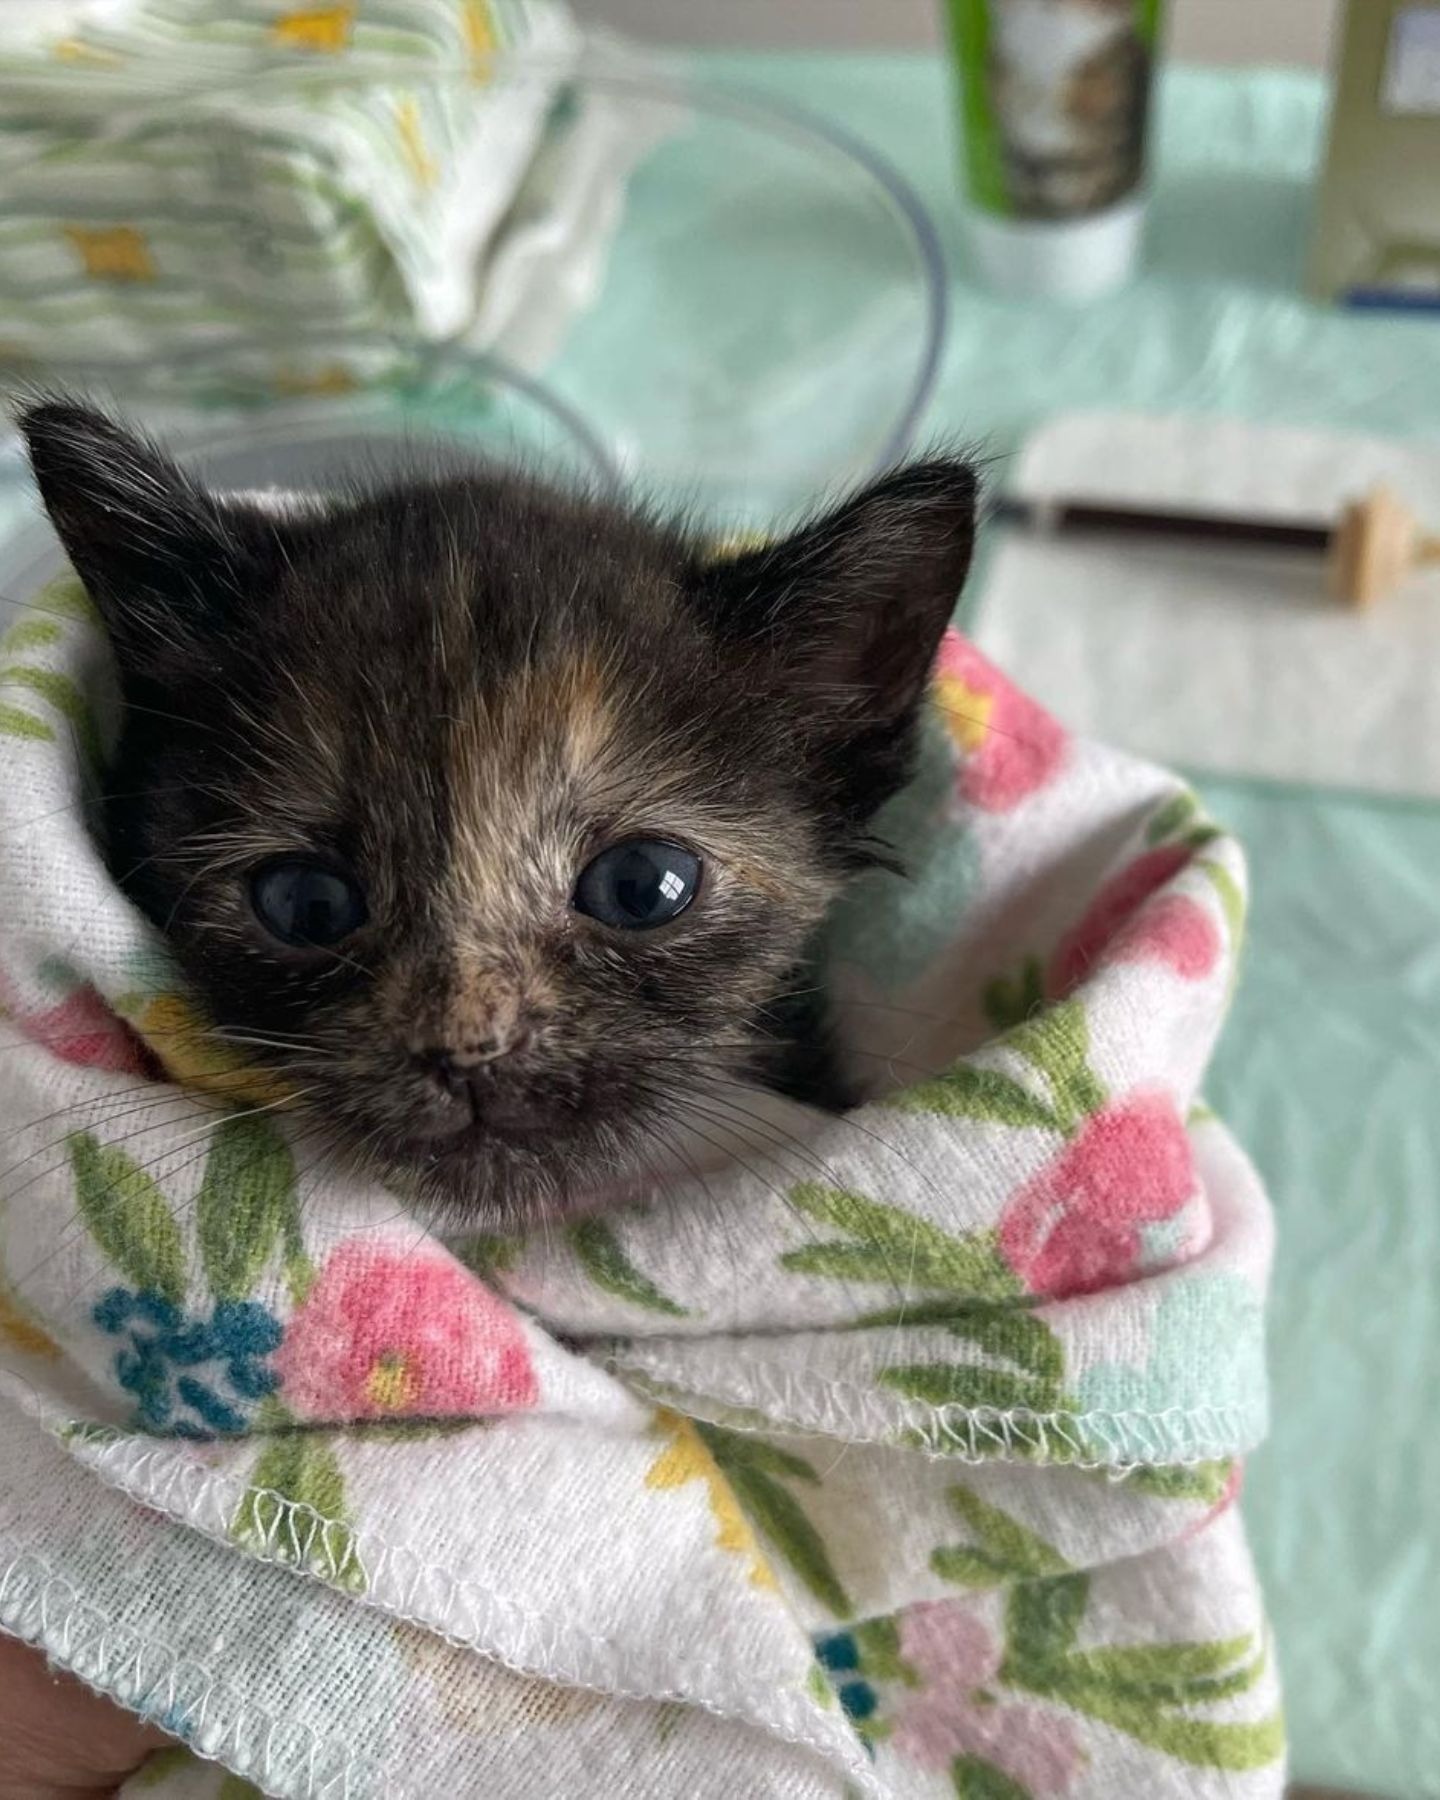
[65,227,155,283]
[934,669,996,754]
[0,1275,60,1360]
[271,5,354,52]
[274,364,358,399]
[464,0,496,78]
[364,1351,420,1413]
[644,1408,777,1590]
[127,992,291,1108]
[395,97,438,188]
[395,1621,605,1737]
[52,38,122,66]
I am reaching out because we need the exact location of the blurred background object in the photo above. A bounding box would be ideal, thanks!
[577,0,1339,64]
[943,0,1163,302]
[1309,0,1440,306]
[0,7,946,520]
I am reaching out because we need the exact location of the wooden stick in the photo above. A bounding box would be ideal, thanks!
[994,488,1440,608]
[992,496,1330,553]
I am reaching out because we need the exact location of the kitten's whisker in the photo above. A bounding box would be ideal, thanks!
[675,1064,967,1299]
[9,1088,322,1300]
[646,1098,854,1319]
[54,1115,339,1318]
[0,1087,210,1207]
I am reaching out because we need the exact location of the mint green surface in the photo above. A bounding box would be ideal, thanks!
[700,51,1440,1798]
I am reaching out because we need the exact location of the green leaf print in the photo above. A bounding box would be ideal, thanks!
[702,1432,817,1483]
[807,1661,838,1709]
[1064,1635,1265,1704]
[1003,1571,1091,1675]
[34,574,100,623]
[938,1484,1071,1583]
[783,1183,1021,1301]
[0,618,62,655]
[282,1204,316,1308]
[981,955,1045,1034]
[196,1115,299,1303]
[568,1216,687,1316]
[952,1756,1029,1800]
[455,1231,521,1282]
[1003,1000,1106,1132]
[231,1427,365,1592]
[853,1616,918,1686]
[785,1243,937,1286]
[1049,1689,1283,1770]
[888,1061,1061,1131]
[929,1545,1018,1589]
[880,1363,1062,1417]
[0,665,100,764]
[0,700,53,743]
[999,1570,1282,1772]
[923,1493,1284,1776]
[70,1132,186,1304]
[855,1298,1062,1384]
[873,1283,1069,1432]
[1145,790,1200,844]
[697,1422,852,1619]
[1198,859,1247,955]
[860,1302,1062,1385]
[1115,1458,1233,1505]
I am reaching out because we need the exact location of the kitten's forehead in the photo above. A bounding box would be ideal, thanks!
[244,524,807,913]
[251,639,808,984]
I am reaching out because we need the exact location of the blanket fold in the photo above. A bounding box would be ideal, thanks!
[0,574,1282,1798]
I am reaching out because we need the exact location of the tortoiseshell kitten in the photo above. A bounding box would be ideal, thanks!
[22,404,975,1226]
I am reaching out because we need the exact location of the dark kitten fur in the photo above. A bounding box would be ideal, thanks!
[22,403,975,1226]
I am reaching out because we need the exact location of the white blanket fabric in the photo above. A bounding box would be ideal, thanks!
[0,576,1282,1798]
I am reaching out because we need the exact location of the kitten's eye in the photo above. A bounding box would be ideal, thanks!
[250,858,367,948]
[573,839,701,930]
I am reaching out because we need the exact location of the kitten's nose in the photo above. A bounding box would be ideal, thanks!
[419,1031,532,1094]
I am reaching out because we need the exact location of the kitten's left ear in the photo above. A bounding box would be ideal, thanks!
[692,457,977,735]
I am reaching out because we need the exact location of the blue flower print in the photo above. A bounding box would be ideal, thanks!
[93,1287,282,1437]
[814,1630,880,1745]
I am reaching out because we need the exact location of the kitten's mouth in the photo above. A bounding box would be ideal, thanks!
[399,1107,559,1159]
[376,1103,624,1224]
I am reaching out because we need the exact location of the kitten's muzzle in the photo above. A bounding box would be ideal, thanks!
[411,1039,550,1143]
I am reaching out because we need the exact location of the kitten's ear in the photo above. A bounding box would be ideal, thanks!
[20,402,257,664]
[693,457,977,734]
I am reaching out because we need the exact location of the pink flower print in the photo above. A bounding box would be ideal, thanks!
[933,632,1068,813]
[275,1239,538,1423]
[0,963,153,1076]
[1048,846,1219,998]
[999,1092,1196,1299]
[893,1598,1081,1794]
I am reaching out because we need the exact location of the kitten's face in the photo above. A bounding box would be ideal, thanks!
[24,406,974,1226]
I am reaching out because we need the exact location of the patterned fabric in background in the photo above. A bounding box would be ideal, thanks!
[0,569,1282,1797]
[0,0,665,402]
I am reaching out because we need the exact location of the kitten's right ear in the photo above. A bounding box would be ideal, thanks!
[20,402,255,663]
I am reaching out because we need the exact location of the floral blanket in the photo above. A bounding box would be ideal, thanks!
[0,575,1283,1799]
